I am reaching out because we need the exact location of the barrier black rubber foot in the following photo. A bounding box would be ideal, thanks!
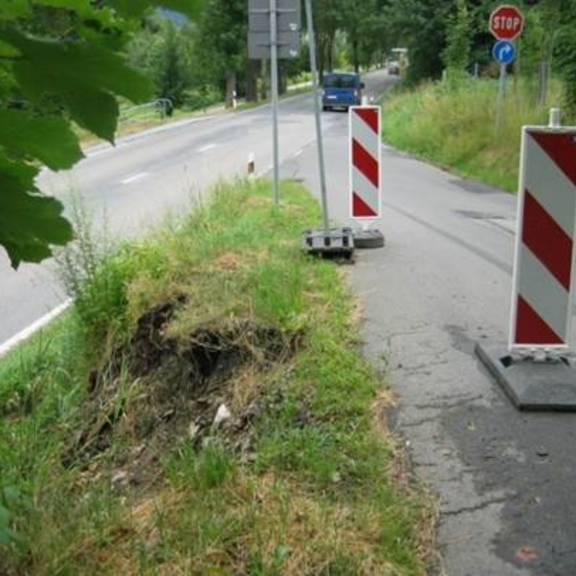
[476,342,576,412]
[353,229,385,249]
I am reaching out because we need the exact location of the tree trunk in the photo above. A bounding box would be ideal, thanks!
[318,36,326,80]
[246,59,258,102]
[225,69,237,108]
[327,32,335,72]
[279,62,287,95]
[260,58,268,100]
[352,38,360,73]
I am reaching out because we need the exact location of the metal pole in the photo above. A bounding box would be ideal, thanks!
[304,0,330,231]
[495,63,507,133]
[270,0,280,205]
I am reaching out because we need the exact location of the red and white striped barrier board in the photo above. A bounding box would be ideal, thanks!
[349,106,381,219]
[510,127,576,351]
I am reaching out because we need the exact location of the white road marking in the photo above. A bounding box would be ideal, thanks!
[197,143,218,153]
[0,299,72,359]
[293,148,304,158]
[121,172,149,185]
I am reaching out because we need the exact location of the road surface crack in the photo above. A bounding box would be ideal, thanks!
[442,495,509,518]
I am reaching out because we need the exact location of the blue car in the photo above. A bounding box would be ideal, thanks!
[322,72,364,111]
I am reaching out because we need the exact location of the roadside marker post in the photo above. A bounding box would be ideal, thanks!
[476,109,576,411]
[247,153,256,179]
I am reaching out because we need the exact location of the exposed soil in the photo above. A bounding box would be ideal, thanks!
[64,297,300,490]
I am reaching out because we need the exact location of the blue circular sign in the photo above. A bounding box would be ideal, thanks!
[493,40,516,65]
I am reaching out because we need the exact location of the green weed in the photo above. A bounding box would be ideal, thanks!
[382,77,567,192]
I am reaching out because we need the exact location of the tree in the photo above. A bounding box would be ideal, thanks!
[314,0,342,77]
[195,0,246,108]
[128,17,192,109]
[442,0,471,75]
[543,0,576,116]
[385,0,453,83]
[339,0,385,73]
[0,0,201,269]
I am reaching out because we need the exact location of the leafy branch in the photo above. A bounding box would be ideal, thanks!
[0,0,202,268]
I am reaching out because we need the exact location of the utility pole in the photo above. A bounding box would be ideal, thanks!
[269,0,280,204]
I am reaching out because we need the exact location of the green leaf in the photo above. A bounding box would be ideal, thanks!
[33,0,117,27]
[0,0,30,20]
[0,157,73,268]
[0,109,84,170]
[0,28,153,142]
[156,0,204,19]
[66,87,120,142]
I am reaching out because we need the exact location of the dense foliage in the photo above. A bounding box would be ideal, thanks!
[0,0,201,268]
[385,0,576,109]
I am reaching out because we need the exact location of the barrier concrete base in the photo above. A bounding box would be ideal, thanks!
[302,228,355,259]
[476,342,576,412]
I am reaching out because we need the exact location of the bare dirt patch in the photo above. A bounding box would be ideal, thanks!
[65,297,301,489]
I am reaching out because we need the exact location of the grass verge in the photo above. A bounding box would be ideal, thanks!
[0,180,432,575]
[381,77,568,193]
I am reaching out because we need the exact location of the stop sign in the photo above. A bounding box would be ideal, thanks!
[490,4,524,41]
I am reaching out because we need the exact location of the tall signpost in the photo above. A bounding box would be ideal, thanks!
[248,0,301,204]
[301,0,354,257]
[489,5,524,132]
[304,0,329,232]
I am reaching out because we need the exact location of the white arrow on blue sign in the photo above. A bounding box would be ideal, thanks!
[493,40,516,66]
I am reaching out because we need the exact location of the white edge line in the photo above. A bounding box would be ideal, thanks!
[121,172,149,185]
[197,143,218,153]
[0,299,73,359]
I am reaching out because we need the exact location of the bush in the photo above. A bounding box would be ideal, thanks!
[382,76,565,192]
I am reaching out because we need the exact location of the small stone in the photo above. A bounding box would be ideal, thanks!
[331,472,342,484]
[132,444,146,457]
[188,422,200,440]
[111,470,129,486]
[214,404,232,426]
[536,448,549,458]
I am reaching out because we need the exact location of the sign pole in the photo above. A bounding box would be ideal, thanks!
[269,0,280,205]
[495,63,507,133]
[304,0,329,231]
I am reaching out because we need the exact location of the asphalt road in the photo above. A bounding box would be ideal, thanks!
[293,103,576,574]
[0,70,395,348]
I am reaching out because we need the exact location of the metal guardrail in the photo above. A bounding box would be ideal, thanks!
[119,98,173,122]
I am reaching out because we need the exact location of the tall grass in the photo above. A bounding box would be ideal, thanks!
[382,77,567,192]
[0,180,431,575]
